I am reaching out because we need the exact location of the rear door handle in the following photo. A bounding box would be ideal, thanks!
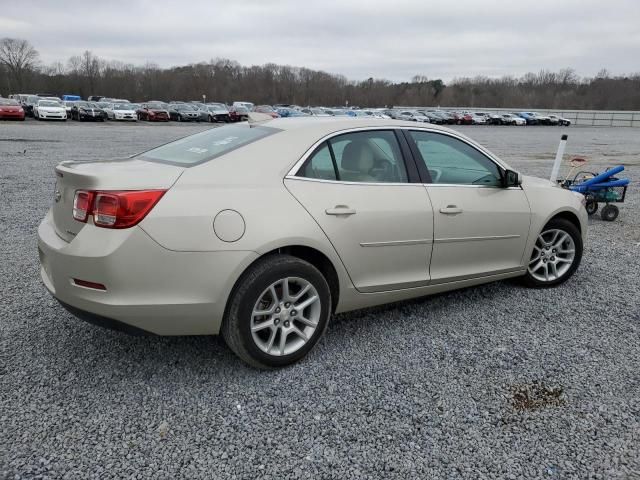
[440,205,463,214]
[325,205,357,216]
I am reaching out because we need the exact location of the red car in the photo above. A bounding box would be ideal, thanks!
[254,105,280,118]
[228,105,249,122]
[137,102,170,121]
[0,98,25,120]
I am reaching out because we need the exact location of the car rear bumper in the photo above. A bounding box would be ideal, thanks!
[38,210,257,335]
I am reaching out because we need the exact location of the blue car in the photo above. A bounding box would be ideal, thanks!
[516,112,538,125]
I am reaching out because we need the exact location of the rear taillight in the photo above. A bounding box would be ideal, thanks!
[72,190,166,229]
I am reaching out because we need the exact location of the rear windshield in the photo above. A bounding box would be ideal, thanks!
[138,124,280,166]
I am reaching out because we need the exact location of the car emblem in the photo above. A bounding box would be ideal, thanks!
[54,189,62,203]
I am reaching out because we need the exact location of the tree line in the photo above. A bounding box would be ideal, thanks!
[1,37,639,110]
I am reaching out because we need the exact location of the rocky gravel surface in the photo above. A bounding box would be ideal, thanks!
[1,122,639,479]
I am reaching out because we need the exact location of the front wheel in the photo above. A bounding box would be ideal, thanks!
[522,218,582,288]
[585,200,598,216]
[222,255,332,369]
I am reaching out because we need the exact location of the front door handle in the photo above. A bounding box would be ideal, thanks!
[325,205,357,216]
[440,205,463,214]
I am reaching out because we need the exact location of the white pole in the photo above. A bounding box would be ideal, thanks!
[550,134,568,183]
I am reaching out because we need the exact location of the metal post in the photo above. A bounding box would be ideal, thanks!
[550,134,568,183]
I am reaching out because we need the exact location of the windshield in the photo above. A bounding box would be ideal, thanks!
[39,101,60,107]
[0,99,20,106]
[147,103,166,110]
[138,124,280,166]
[175,104,196,111]
[114,104,132,110]
[208,103,227,110]
[75,101,89,107]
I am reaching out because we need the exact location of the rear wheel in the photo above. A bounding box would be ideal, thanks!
[222,255,331,369]
[522,218,582,288]
[601,204,619,222]
[585,200,598,216]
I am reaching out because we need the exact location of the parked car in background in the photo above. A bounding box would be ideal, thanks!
[516,112,539,125]
[205,103,230,122]
[168,103,201,122]
[501,114,526,126]
[22,95,40,117]
[70,101,107,121]
[88,96,105,102]
[300,107,331,117]
[62,95,81,102]
[277,107,311,118]
[34,99,67,120]
[531,112,554,125]
[549,114,571,126]
[233,101,255,111]
[0,98,25,120]
[228,105,251,121]
[254,105,281,118]
[396,110,430,123]
[137,103,170,121]
[104,103,138,121]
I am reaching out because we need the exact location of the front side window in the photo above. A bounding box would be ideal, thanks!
[408,131,502,186]
[298,130,408,183]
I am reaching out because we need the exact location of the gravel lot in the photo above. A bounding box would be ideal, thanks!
[1,121,639,479]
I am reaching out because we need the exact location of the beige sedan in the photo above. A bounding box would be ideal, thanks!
[38,117,587,368]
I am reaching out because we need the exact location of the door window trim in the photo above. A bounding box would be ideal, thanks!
[286,126,512,187]
[287,127,422,184]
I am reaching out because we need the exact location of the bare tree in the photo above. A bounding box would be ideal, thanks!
[0,38,39,92]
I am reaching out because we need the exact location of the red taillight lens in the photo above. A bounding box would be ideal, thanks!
[73,189,166,229]
[73,190,94,222]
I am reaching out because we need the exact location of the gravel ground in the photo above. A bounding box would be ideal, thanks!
[1,121,639,479]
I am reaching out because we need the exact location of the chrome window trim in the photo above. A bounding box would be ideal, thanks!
[285,125,510,183]
[360,239,433,247]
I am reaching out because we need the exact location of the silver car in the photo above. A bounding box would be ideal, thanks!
[38,118,587,368]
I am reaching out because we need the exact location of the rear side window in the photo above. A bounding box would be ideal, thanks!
[298,130,408,183]
[138,124,279,166]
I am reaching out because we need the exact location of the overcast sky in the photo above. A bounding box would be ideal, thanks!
[2,0,639,82]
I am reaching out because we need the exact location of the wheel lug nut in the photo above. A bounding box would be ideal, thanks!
[284,320,290,327]
[284,302,290,308]
[274,318,280,325]
[291,310,297,316]
[275,307,281,313]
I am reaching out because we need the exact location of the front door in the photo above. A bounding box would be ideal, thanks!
[405,129,531,283]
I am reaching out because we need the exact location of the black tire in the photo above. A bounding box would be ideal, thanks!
[222,254,332,369]
[585,200,598,216]
[600,204,619,222]
[521,218,583,288]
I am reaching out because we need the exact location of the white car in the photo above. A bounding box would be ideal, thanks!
[104,103,137,121]
[38,117,587,368]
[34,100,67,120]
[501,114,527,126]
[399,111,430,123]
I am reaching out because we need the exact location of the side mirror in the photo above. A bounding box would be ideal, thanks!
[504,169,522,187]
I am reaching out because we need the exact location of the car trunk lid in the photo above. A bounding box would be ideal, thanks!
[52,158,184,242]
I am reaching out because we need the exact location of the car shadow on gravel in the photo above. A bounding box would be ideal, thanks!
[42,279,511,379]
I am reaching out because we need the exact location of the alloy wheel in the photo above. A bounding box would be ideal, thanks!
[251,277,321,356]
[528,229,576,282]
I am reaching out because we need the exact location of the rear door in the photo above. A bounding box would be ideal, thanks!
[285,129,434,293]
[404,129,531,283]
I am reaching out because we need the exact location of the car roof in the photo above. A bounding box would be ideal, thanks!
[262,116,452,134]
